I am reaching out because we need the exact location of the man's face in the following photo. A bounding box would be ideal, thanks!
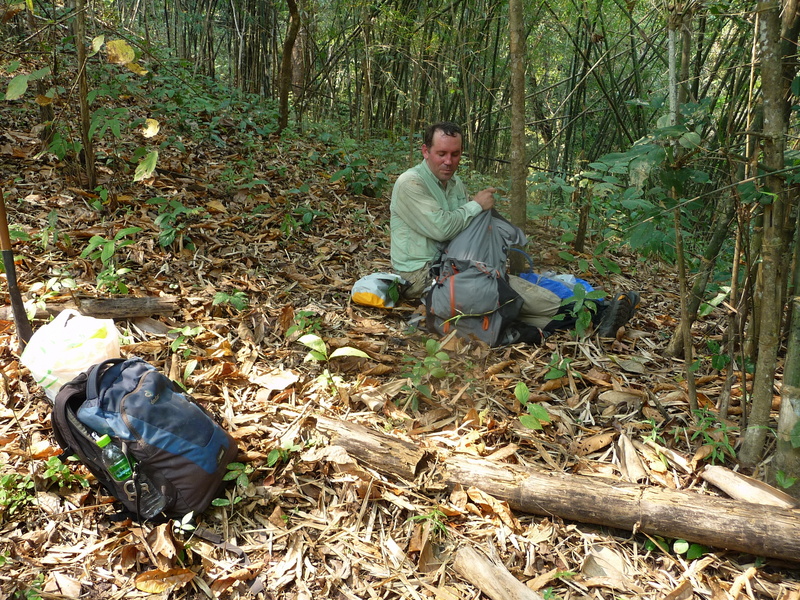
[422,131,462,183]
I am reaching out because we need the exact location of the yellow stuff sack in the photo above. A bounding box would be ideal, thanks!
[351,273,408,308]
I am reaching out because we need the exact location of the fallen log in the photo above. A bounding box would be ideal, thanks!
[314,416,800,563]
[73,295,179,319]
[0,296,179,321]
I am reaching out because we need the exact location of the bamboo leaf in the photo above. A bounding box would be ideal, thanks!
[114,226,143,240]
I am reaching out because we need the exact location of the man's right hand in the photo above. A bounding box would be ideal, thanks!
[472,187,496,210]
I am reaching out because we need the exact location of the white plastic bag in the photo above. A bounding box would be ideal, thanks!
[20,309,121,401]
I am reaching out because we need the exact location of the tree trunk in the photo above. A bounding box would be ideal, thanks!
[314,416,800,563]
[665,194,736,357]
[360,8,372,138]
[277,0,300,132]
[573,189,589,254]
[668,5,698,413]
[507,0,527,275]
[740,0,787,466]
[74,0,96,190]
[773,296,800,498]
[25,4,54,146]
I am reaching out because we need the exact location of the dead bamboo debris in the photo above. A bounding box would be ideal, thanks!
[452,545,545,600]
[314,415,800,564]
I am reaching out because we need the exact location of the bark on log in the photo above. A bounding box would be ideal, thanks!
[314,416,426,481]
[314,416,800,563]
[0,296,178,321]
[453,546,544,600]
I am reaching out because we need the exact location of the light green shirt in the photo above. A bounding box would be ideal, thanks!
[390,160,482,273]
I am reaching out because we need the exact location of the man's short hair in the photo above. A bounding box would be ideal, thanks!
[424,122,463,147]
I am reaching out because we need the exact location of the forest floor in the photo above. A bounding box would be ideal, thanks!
[0,104,799,600]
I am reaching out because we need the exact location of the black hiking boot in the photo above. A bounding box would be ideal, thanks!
[596,291,640,338]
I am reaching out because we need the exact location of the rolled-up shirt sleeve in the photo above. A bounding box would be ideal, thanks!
[393,176,481,242]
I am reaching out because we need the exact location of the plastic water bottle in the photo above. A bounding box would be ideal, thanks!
[96,435,166,519]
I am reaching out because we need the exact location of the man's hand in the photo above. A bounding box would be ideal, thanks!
[472,187,496,210]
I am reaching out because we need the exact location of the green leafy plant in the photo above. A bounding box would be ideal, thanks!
[212,462,254,509]
[556,283,607,338]
[671,538,707,560]
[556,237,623,278]
[705,339,731,372]
[400,339,451,410]
[698,286,731,318]
[147,196,202,248]
[36,209,62,250]
[407,507,449,537]
[790,420,800,450]
[515,382,552,430]
[79,226,142,293]
[213,290,249,312]
[688,408,737,464]
[41,456,89,489]
[11,573,44,600]
[544,352,577,381]
[286,310,323,338]
[280,203,330,236]
[88,106,129,141]
[222,462,255,488]
[48,132,82,161]
[25,269,76,320]
[297,333,369,363]
[644,533,708,560]
[173,511,196,535]
[540,571,576,600]
[330,154,390,197]
[0,472,35,519]
[642,417,666,446]
[169,325,204,359]
[775,470,798,489]
[267,441,303,468]
[297,333,370,391]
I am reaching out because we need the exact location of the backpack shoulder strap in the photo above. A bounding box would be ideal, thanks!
[51,373,90,458]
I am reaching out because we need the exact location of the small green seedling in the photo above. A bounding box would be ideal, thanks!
[213,290,249,311]
[407,507,449,537]
[515,382,551,430]
[296,333,369,363]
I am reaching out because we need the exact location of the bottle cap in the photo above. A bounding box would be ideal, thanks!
[96,434,112,448]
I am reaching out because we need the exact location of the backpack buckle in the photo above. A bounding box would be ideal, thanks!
[123,479,138,503]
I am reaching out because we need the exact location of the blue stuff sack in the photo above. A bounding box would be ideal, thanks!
[519,272,594,300]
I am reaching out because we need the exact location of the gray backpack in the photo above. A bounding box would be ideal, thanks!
[425,210,528,346]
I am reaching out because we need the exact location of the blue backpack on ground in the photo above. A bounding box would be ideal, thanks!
[52,357,239,520]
